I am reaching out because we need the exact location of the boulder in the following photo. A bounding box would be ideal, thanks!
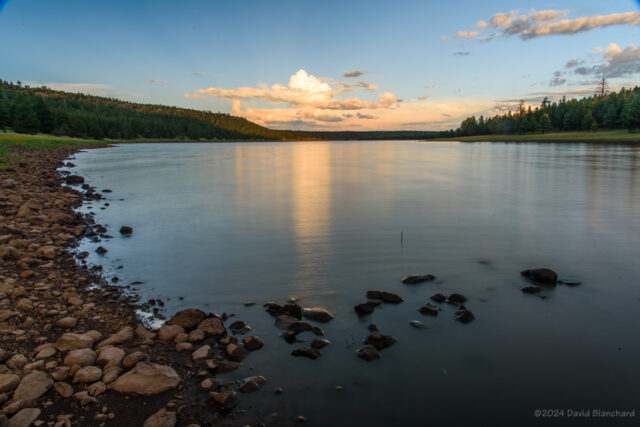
[122,351,147,369]
[401,274,435,284]
[418,303,438,316]
[191,345,211,361]
[64,349,97,367]
[11,371,53,402]
[263,302,282,316]
[54,382,73,398]
[167,309,206,330]
[73,366,102,383]
[355,345,379,361]
[157,325,184,341]
[380,292,403,303]
[196,318,226,337]
[229,320,251,335]
[209,390,237,409]
[520,268,558,284]
[239,376,266,393]
[6,408,40,427]
[65,175,84,184]
[96,347,125,367]
[282,304,302,319]
[302,308,335,323]
[97,327,134,349]
[354,302,375,315]
[0,375,20,394]
[409,320,429,329]
[55,333,94,352]
[55,317,77,329]
[108,362,180,395]
[143,408,176,427]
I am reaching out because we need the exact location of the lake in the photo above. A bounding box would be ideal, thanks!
[69,140,640,426]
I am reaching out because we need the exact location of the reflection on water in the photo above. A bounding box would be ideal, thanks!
[70,141,640,426]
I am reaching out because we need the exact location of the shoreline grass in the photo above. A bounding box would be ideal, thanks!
[433,129,640,142]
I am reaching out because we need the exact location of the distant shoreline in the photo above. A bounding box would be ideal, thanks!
[433,130,640,143]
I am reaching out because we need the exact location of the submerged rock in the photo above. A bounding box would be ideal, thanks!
[239,376,266,393]
[455,309,475,324]
[521,285,542,294]
[354,302,375,315]
[311,339,331,349]
[418,303,438,316]
[65,175,84,185]
[558,279,581,286]
[291,348,322,360]
[282,304,302,319]
[430,293,446,303]
[355,345,379,361]
[364,334,396,350]
[520,268,558,284]
[401,274,435,284]
[409,320,429,329]
[446,293,467,304]
[380,292,403,303]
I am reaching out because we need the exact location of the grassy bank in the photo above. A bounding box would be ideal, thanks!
[434,129,640,142]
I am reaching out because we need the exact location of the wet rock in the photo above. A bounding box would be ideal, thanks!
[283,331,297,344]
[263,302,282,316]
[366,290,382,299]
[0,375,20,394]
[65,175,84,184]
[192,345,211,361]
[96,347,125,368]
[291,348,321,360]
[157,325,185,341]
[446,293,467,304]
[242,336,263,351]
[368,324,378,332]
[239,376,266,393]
[196,318,226,337]
[455,309,475,324]
[558,279,581,286]
[311,326,324,336]
[229,321,251,334]
[108,362,180,395]
[167,308,206,330]
[63,349,97,367]
[380,292,403,303]
[418,302,438,316]
[54,382,73,398]
[520,268,558,284]
[354,302,375,315]
[143,408,176,427]
[55,333,94,351]
[311,339,331,349]
[364,334,396,350]
[355,345,379,361]
[521,285,542,294]
[409,320,429,329]
[209,390,237,409]
[226,344,249,362]
[11,371,53,402]
[95,246,108,255]
[282,304,302,319]
[6,408,40,427]
[302,307,335,323]
[430,293,446,303]
[401,274,435,284]
[175,342,193,352]
[73,366,102,383]
[119,226,133,236]
[289,321,312,333]
[200,378,217,389]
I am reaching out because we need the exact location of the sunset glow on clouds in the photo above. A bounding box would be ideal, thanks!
[185,69,496,130]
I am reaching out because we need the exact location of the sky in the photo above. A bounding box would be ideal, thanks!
[1,0,639,131]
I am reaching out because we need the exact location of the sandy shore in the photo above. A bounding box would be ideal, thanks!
[0,145,268,426]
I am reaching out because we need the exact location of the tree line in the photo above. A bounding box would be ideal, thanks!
[0,80,307,141]
[441,84,640,138]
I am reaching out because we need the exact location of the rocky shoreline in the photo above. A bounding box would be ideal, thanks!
[0,145,273,427]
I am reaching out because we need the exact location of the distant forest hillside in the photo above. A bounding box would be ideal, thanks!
[442,83,640,137]
[0,80,307,141]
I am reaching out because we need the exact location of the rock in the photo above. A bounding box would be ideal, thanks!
[175,342,193,352]
[157,325,185,341]
[122,351,147,369]
[368,324,378,332]
[108,362,180,395]
[6,355,26,370]
[242,336,263,351]
[521,285,542,294]
[87,381,106,397]
[430,293,446,303]
[200,378,217,389]
[282,303,302,319]
[354,302,375,315]
[209,390,237,409]
[54,382,73,398]
[55,333,94,352]
[55,317,77,329]
[289,321,312,333]
[143,408,176,427]
[263,302,282,316]
[196,318,226,337]
[1,399,34,416]
[229,321,251,334]
[284,331,297,343]
[216,361,242,374]
[63,349,97,367]
[136,326,156,341]
[302,307,335,323]
[95,246,108,255]
[84,330,104,342]
[65,175,84,184]
[101,366,121,384]
[418,302,438,316]
[50,367,70,381]
[275,315,298,330]
[73,366,102,383]
[364,334,396,350]
[12,371,53,402]
[191,345,211,361]
[96,347,125,367]
[167,309,206,330]
[0,375,20,394]
[409,320,429,329]
[446,293,467,304]
[226,344,249,362]
[291,348,321,360]
[559,279,581,286]
[380,292,403,303]
[96,327,133,349]
[366,290,382,300]
[119,226,133,236]
[355,345,379,361]
[455,309,475,324]
[0,348,8,363]
[401,274,435,284]
[73,390,97,406]
[188,329,205,342]
[6,408,40,427]
[311,339,330,349]
[239,376,266,393]
[520,268,558,284]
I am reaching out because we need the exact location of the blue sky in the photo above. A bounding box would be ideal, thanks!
[1,0,639,130]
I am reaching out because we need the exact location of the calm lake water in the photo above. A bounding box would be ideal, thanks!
[69,141,640,426]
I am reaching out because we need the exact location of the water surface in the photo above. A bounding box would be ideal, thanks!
[70,141,640,426]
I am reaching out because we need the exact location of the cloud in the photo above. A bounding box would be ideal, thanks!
[453,30,478,39]
[553,43,640,83]
[343,70,368,78]
[424,84,438,89]
[564,57,582,69]
[454,10,640,41]
[440,35,447,42]
[453,51,470,56]
[549,71,566,86]
[148,79,168,84]
[417,96,429,101]
[357,113,376,119]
